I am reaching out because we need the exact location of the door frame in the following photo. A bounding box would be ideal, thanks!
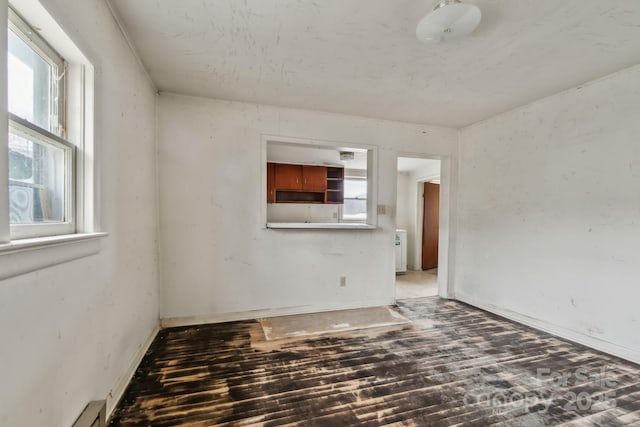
[395,153,454,299]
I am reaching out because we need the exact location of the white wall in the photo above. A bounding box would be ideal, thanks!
[157,94,457,322]
[396,172,412,232]
[456,64,640,364]
[396,171,421,270]
[267,203,340,223]
[0,0,159,425]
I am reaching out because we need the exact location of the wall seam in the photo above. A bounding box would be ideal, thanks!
[104,0,157,93]
[153,94,163,321]
[450,127,462,298]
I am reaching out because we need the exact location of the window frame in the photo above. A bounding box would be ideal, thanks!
[8,7,66,137]
[7,6,76,239]
[8,113,76,239]
[0,0,105,278]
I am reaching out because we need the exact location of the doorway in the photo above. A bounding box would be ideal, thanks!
[395,157,442,300]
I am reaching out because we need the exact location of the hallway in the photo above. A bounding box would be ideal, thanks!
[396,269,438,299]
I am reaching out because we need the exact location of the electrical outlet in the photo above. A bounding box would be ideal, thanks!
[339,276,346,287]
[377,204,387,215]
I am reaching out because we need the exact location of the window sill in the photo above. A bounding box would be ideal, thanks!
[0,232,108,280]
[266,222,376,230]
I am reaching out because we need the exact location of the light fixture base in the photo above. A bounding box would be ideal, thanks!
[416,1,481,43]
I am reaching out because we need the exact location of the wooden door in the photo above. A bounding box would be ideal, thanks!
[422,182,440,270]
[302,166,327,192]
[274,164,302,190]
[266,163,275,203]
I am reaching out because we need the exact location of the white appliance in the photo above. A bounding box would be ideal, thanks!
[395,229,407,273]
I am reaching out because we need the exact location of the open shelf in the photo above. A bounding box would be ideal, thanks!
[326,167,344,203]
[327,179,343,191]
[268,163,344,204]
[275,190,325,203]
[327,167,344,179]
[326,189,344,204]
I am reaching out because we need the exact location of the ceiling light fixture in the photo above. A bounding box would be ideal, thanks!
[416,0,481,43]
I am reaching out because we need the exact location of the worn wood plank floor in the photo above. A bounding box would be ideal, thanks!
[109,297,640,426]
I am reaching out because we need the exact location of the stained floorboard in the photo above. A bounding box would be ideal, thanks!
[109,297,640,426]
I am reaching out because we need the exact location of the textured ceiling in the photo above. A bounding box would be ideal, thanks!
[111,0,640,127]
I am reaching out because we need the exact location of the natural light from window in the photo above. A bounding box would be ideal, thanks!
[342,177,367,221]
[5,7,79,238]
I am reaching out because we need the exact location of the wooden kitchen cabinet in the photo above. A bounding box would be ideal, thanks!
[302,166,327,192]
[267,162,343,204]
[274,164,302,190]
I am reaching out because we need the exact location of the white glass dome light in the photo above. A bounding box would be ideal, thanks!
[416,0,482,43]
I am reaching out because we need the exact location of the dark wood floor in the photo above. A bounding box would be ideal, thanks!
[109,297,640,426]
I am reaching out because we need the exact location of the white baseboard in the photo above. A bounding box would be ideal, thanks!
[105,324,160,419]
[455,291,640,366]
[161,299,396,328]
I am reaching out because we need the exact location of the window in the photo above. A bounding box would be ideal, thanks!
[7,7,75,239]
[342,177,367,221]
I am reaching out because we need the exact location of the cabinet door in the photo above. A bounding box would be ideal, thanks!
[266,163,275,203]
[274,164,302,190]
[302,166,327,191]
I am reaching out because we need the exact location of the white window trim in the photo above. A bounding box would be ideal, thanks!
[0,0,106,275]
[0,231,107,280]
